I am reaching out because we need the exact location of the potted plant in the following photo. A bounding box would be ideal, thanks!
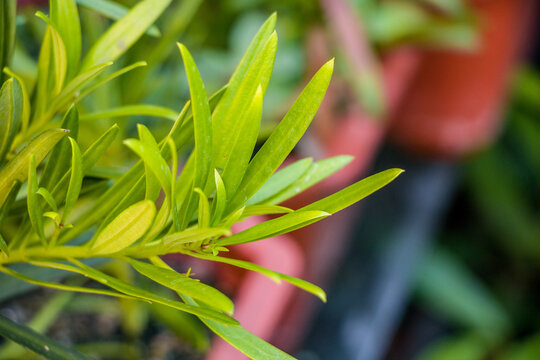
[0,1,403,359]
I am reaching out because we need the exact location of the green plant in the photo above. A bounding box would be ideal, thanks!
[0,1,402,359]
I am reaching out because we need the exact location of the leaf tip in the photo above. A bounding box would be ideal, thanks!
[392,168,405,178]
[319,211,331,218]
[326,57,335,71]
[176,42,187,55]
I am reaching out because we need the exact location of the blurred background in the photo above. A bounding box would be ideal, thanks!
[3,0,540,359]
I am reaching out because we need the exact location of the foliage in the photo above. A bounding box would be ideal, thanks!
[0,1,402,359]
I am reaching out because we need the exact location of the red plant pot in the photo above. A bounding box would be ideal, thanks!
[388,0,536,159]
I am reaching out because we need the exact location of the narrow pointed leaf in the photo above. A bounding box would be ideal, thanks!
[3,69,30,133]
[143,197,170,243]
[211,13,276,129]
[241,205,292,218]
[211,170,226,226]
[213,30,278,195]
[186,251,327,302]
[40,105,79,190]
[0,314,93,360]
[183,295,295,360]
[219,210,330,246]
[0,129,67,206]
[79,124,119,174]
[50,124,119,205]
[124,131,171,198]
[127,258,234,314]
[36,188,58,212]
[220,206,245,230]
[195,188,210,228]
[49,61,113,113]
[33,27,54,118]
[167,138,179,231]
[76,0,160,37]
[178,43,212,190]
[175,157,195,229]
[228,59,334,211]
[220,85,264,197]
[0,0,16,84]
[50,0,81,80]
[0,77,23,163]
[0,262,132,299]
[137,124,172,193]
[77,61,147,102]
[160,228,230,251]
[27,155,46,245]
[33,25,67,118]
[81,104,177,122]
[266,155,354,205]
[70,259,238,325]
[82,0,171,69]
[300,168,404,214]
[246,158,312,205]
[91,200,156,254]
[144,162,161,201]
[63,138,83,221]
[48,25,68,95]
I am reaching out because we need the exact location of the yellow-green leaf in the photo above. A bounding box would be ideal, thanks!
[76,0,160,37]
[177,43,212,191]
[40,105,79,191]
[0,129,68,206]
[194,188,210,228]
[82,0,171,69]
[161,228,231,252]
[211,170,226,226]
[27,155,46,245]
[50,0,81,80]
[246,157,312,206]
[300,168,404,214]
[219,210,330,246]
[81,104,177,122]
[228,59,334,212]
[70,259,238,325]
[91,200,156,254]
[241,205,292,218]
[127,258,234,315]
[265,155,354,205]
[63,137,83,221]
[186,251,327,302]
[2,69,30,133]
[0,77,23,163]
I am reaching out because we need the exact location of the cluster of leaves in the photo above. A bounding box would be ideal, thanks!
[0,0,401,359]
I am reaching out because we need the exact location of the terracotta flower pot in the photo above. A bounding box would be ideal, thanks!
[388,0,536,159]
